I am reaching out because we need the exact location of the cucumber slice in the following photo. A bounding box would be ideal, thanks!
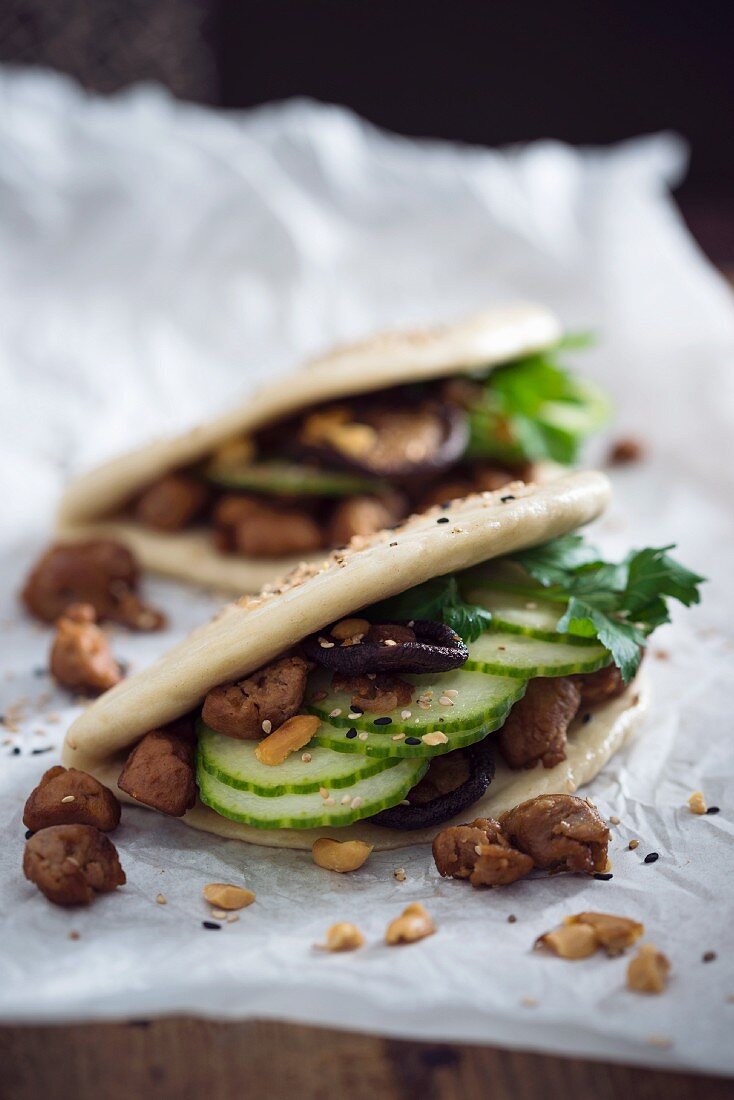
[206,459,383,498]
[197,720,398,796]
[463,585,587,644]
[306,668,526,735]
[465,632,610,678]
[311,714,512,759]
[197,756,428,829]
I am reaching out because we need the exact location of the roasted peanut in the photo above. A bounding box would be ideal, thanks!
[320,922,365,952]
[385,902,436,946]
[202,883,256,910]
[312,838,373,873]
[627,944,671,994]
[536,922,599,959]
[255,715,321,766]
[565,912,644,957]
[330,618,371,641]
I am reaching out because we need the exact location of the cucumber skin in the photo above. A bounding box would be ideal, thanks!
[306,671,526,736]
[207,461,382,498]
[196,759,428,830]
[464,652,611,678]
[462,582,593,645]
[310,710,516,759]
[196,721,399,797]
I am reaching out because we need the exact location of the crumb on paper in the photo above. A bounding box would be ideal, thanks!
[688,790,707,815]
[627,944,671,994]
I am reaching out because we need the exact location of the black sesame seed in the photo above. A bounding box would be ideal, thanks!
[644,852,659,864]
[374,716,392,726]
[202,921,221,930]
[345,728,358,739]
[32,746,53,755]
[440,501,452,510]
[32,667,47,677]
[594,872,613,881]
[507,914,517,923]
[702,951,717,963]
[24,830,34,839]
[11,747,21,756]
[436,517,450,524]
[582,713,592,724]
[500,495,516,503]
[706,806,720,815]
[350,707,364,716]
[405,737,421,745]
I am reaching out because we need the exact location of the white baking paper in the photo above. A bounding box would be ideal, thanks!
[0,67,733,1075]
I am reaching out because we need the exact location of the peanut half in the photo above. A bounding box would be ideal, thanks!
[202,883,256,910]
[627,944,671,994]
[385,902,436,946]
[312,838,373,873]
[536,922,598,959]
[255,714,321,766]
[322,922,365,952]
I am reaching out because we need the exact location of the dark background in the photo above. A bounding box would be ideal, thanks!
[2,0,732,260]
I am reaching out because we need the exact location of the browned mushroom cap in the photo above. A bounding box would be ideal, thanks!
[370,740,496,830]
[301,619,468,676]
[296,399,469,482]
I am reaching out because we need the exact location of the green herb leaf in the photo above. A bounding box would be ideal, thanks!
[509,538,705,681]
[367,576,493,643]
[465,344,611,465]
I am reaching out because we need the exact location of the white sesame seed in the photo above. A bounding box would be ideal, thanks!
[319,787,329,799]
[358,731,369,742]
[525,602,537,610]
[61,795,75,803]
[444,689,459,697]
[301,752,312,763]
[384,639,397,647]
[341,795,351,805]
[329,708,342,718]
[347,712,361,720]
[392,732,405,741]
[393,868,406,881]
[438,696,454,706]
[211,908,227,920]
[227,914,239,924]
[401,710,412,719]
[261,719,272,734]
[156,893,166,905]
[319,639,335,649]
[351,797,364,810]
[324,797,336,806]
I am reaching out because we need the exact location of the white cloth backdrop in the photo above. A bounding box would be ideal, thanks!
[1,68,733,1074]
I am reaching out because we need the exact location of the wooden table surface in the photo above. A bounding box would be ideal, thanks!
[1,1017,730,1099]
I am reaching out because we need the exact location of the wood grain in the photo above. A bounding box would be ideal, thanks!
[1,1018,729,1100]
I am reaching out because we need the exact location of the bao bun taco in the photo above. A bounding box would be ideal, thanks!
[61,471,702,852]
[57,304,609,593]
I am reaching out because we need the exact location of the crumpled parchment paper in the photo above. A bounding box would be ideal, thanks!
[0,67,733,1075]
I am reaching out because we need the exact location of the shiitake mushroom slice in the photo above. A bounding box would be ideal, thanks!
[297,399,469,482]
[369,739,496,830]
[301,619,469,676]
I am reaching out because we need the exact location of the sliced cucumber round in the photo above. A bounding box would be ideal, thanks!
[197,720,398,796]
[311,715,509,759]
[463,585,589,644]
[206,459,383,498]
[197,756,428,829]
[465,632,610,678]
[305,668,526,735]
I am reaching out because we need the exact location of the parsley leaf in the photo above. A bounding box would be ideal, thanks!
[367,576,493,643]
[509,539,705,681]
[465,340,610,465]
